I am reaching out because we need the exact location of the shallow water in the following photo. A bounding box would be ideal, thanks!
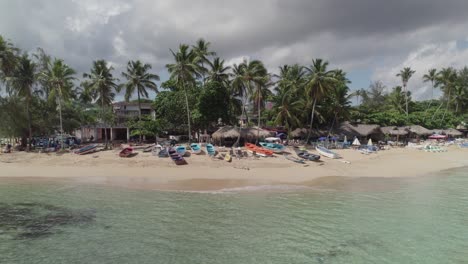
[1,167,468,264]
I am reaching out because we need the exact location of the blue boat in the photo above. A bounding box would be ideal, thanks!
[74,144,97,155]
[190,143,202,154]
[259,142,286,154]
[176,145,186,156]
[206,144,216,156]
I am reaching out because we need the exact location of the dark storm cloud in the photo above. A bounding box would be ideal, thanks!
[1,0,468,99]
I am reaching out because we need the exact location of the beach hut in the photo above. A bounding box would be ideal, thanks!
[211,126,274,146]
[456,125,467,138]
[442,128,463,138]
[380,126,409,142]
[333,122,381,141]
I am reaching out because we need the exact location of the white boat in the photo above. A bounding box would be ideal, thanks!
[316,146,341,159]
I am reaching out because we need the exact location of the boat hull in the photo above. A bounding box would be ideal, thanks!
[245,143,274,157]
[316,146,340,159]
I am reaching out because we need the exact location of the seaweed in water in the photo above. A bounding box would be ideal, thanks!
[0,202,95,239]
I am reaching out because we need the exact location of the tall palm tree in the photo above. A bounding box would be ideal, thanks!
[274,88,304,135]
[422,68,437,120]
[206,57,231,85]
[82,60,119,148]
[40,59,76,148]
[166,44,201,142]
[192,38,216,84]
[435,67,457,122]
[328,70,351,133]
[396,67,415,116]
[304,59,337,142]
[453,84,466,114]
[0,36,18,84]
[251,75,272,141]
[121,60,159,120]
[231,63,249,126]
[6,54,36,149]
[352,89,364,105]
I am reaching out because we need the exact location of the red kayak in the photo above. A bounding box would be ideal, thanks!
[119,147,134,158]
[245,143,274,157]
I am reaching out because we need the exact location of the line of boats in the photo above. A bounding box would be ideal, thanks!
[73,141,350,166]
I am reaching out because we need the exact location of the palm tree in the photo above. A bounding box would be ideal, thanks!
[40,59,76,148]
[192,38,216,84]
[206,57,230,85]
[6,54,36,149]
[82,60,119,148]
[0,36,18,84]
[422,68,437,120]
[453,84,466,114]
[352,89,365,105]
[304,59,337,142]
[396,67,415,116]
[166,44,201,142]
[273,88,304,135]
[121,60,159,142]
[251,75,272,141]
[327,70,351,134]
[435,67,457,122]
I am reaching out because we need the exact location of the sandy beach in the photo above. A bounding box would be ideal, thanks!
[0,146,467,191]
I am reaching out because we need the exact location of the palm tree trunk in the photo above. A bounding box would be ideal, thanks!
[101,97,108,148]
[182,82,191,143]
[431,101,444,121]
[306,97,317,144]
[137,90,142,143]
[328,112,337,137]
[26,97,32,151]
[58,96,64,150]
[256,93,261,144]
[404,84,409,116]
[423,82,434,122]
[442,87,451,122]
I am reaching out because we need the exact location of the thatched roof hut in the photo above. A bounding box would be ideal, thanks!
[403,125,432,136]
[380,126,409,136]
[432,128,463,137]
[290,128,328,138]
[333,122,381,138]
[211,126,274,145]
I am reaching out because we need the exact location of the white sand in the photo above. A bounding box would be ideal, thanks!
[0,146,467,191]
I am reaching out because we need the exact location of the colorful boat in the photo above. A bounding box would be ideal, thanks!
[245,143,274,157]
[190,143,202,154]
[176,145,187,156]
[206,143,216,156]
[315,146,340,159]
[75,144,97,155]
[293,147,320,161]
[168,147,187,165]
[158,147,169,158]
[119,147,134,158]
[259,142,286,154]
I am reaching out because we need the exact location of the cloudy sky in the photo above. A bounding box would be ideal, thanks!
[2,0,468,101]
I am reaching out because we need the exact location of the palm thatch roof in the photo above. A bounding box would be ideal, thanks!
[403,125,432,136]
[211,126,274,141]
[456,124,466,130]
[432,128,463,136]
[290,128,329,138]
[333,122,381,138]
[380,126,409,136]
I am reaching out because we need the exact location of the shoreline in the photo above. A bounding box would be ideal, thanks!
[0,146,467,191]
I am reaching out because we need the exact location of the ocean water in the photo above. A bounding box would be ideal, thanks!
[1,167,468,264]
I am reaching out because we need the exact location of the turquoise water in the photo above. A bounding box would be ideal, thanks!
[1,167,468,264]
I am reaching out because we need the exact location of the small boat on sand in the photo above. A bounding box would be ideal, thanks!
[176,145,187,156]
[158,147,169,158]
[190,143,202,154]
[284,154,305,164]
[75,144,97,155]
[206,143,216,156]
[168,147,187,165]
[259,142,286,154]
[293,147,320,161]
[316,146,340,159]
[119,147,134,158]
[143,144,155,152]
[245,143,274,157]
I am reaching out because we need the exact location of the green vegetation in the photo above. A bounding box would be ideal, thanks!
[0,34,466,148]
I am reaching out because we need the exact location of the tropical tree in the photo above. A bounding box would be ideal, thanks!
[304,59,337,142]
[206,57,231,85]
[40,59,76,148]
[6,54,37,148]
[166,44,201,142]
[82,60,120,148]
[0,35,18,84]
[396,67,415,116]
[192,38,216,83]
[273,88,304,135]
[121,60,159,120]
[436,67,457,122]
[327,70,352,132]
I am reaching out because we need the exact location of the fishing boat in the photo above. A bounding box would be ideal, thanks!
[190,143,202,154]
[206,143,216,156]
[284,154,305,164]
[157,147,169,158]
[75,144,97,155]
[119,147,134,158]
[293,147,320,161]
[245,143,274,157]
[168,147,187,165]
[175,145,186,156]
[315,146,340,159]
[259,142,286,154]
[143,144,155,152]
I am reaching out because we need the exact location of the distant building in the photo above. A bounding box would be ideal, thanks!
[76,101,155,142]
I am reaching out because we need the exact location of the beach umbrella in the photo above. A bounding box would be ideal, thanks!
[319,136,327,141]
[368,138,373,146]
[352,138,361,146]
[344,136,348,144]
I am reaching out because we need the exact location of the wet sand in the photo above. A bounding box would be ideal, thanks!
[0,146,467,191]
